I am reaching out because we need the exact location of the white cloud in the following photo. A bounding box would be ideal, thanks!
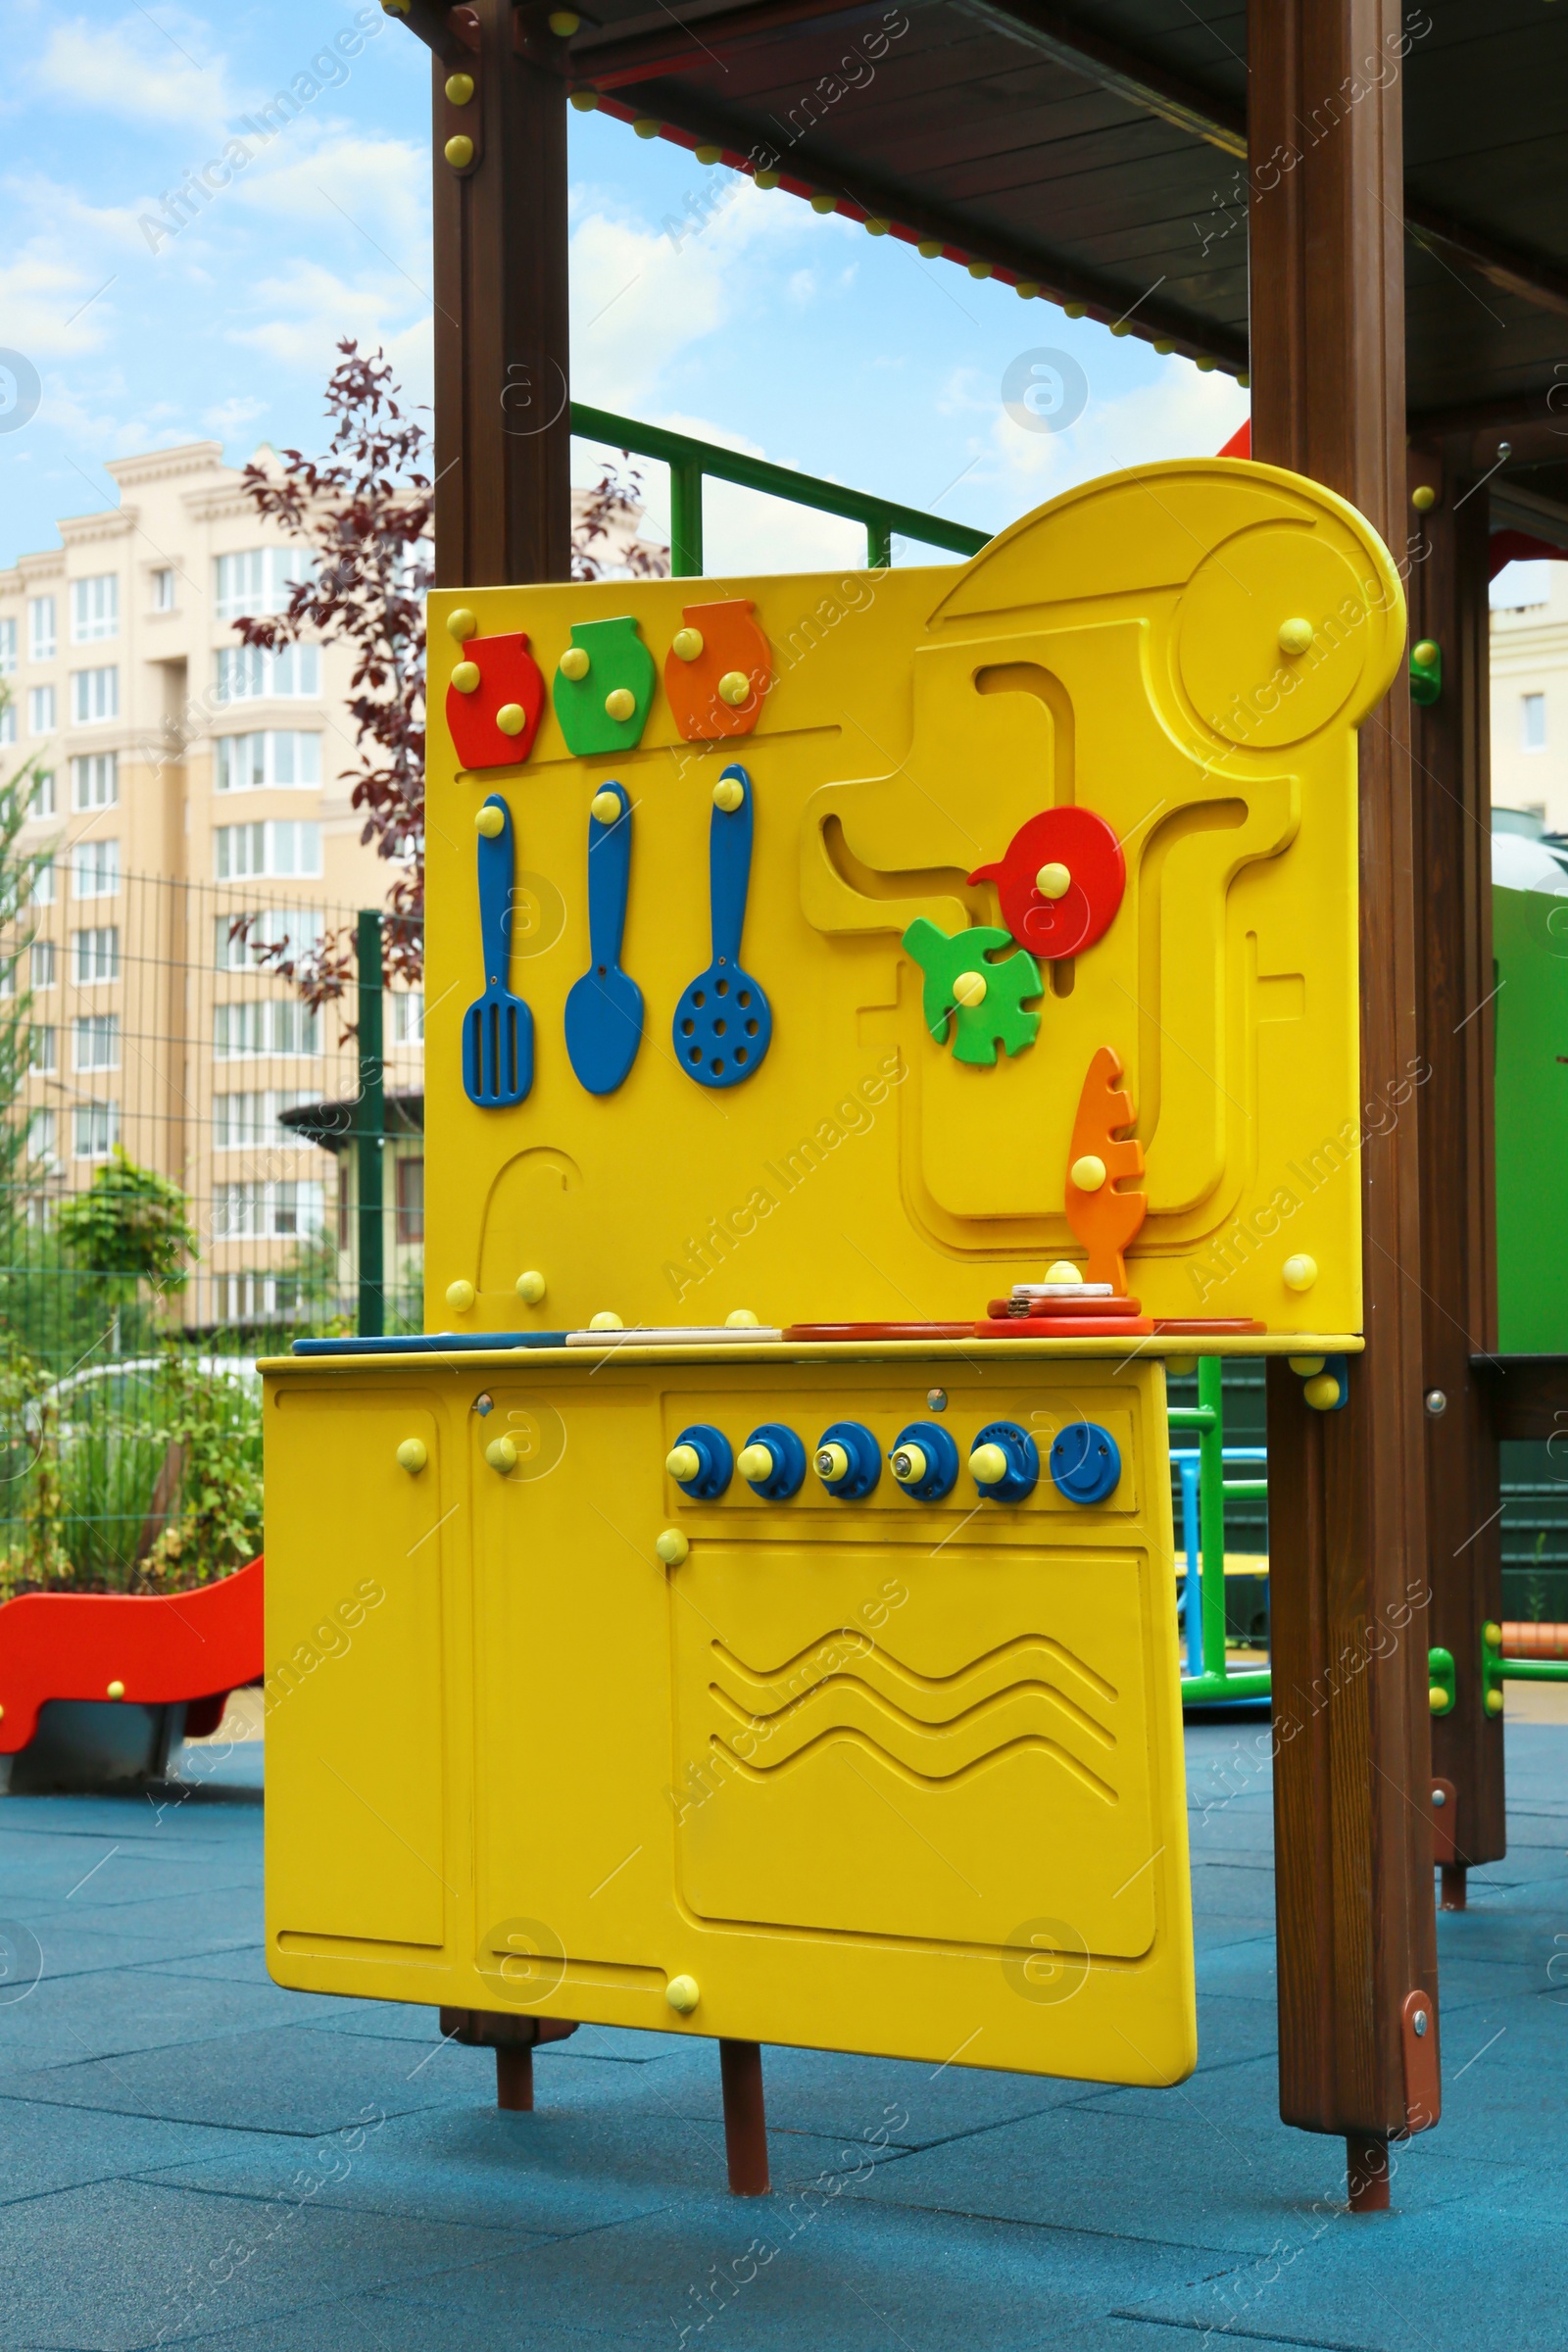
[33,13,234,134]
[230,128,429,264]
[974,353,1250,504]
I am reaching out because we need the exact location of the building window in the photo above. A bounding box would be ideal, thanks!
[73,1012,120,1071]
[1522,693,1547,752]
[215,730,323,790]
[152,568,176,612]
[29,1023,57,1072]
[214,549,315,622]
[73,927,119,984]
[72,840,120,900]
[213,1178,323,1238]
[30,939,56,989]
[71,575,119,644]
[214,1089,319,1149]
[27,597,56,662]
[213,906,323,972]
[0,703,14,748]
[29,769,55,818]
[71,666,119,726]
[396,1154,424,1244]
[392,990,424,1045]
[31,859,55,906]
[27,1107,57,1166]
[0,957,13,999]
[73,1099,118,1158]
[27,685,55,736]
[0,617,15,675]
[72,753,118,810]
[215,645,321,705]
[213,999,320,1059]
[214,819,321,880]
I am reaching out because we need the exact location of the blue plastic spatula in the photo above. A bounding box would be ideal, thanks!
[463,794,534,1106]
[564,782,643,1094]
[672,764,772,1089]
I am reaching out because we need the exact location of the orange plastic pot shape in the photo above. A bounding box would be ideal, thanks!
[663,599,772,741]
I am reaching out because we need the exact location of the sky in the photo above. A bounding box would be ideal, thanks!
[0,0,1250,575]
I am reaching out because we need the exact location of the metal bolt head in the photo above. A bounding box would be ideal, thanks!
[1431,1786,1447,1807]
[1425,1389,1447,1416]
[1412,2008,1429,2036]
[927,1389,948,1412]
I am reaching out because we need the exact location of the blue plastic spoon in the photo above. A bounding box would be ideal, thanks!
[564,782,643,1094]
[463,794,534,1107]
[672,764,772,1090]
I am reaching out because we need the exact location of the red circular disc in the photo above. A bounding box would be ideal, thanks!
[970,806,1126,959]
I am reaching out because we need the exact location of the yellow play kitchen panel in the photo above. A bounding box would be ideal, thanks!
[264,1349,1196,2083]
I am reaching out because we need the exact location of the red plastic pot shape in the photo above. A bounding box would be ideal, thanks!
[447,633,546,769]
[663,600,772,741]
[970,807,1125,959]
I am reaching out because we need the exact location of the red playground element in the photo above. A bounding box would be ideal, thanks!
[1218,418,1250,459]
[447,632,546,768]
[662,598,772,740]
[0,1554,263,1753]
[1063,1046,1147,1291]
[973,1315,1153,1338]
[970,808,1125,960]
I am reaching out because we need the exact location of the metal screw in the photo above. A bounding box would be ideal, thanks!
[1412,2009,1429,2037]
[927,1389,948,1412]
[1432,1787,1446,1807]
[1497,440,1512,460]
[1425,1389,1447,1416]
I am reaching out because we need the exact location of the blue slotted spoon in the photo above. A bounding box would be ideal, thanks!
[463,794,534,1106]
[672,764,772,1090]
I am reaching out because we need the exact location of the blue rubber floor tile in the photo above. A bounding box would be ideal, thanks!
[3,2019,504,2136]
[0,2174,514,2352]
[0,2093,260,2210]
[0,1920,259,1986]
[133,1945,270,1988]
[0,1964,346,2079]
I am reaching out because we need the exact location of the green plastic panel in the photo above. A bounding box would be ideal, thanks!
[1494,882,1568,1352]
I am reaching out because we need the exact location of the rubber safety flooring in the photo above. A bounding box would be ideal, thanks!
[1,1719,1564,2351]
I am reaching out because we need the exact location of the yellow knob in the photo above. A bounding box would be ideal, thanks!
[396,1439,428,1473]
[496,703,525,736]
[445,133,474,168]
[712,776,745,812]
[1288,1355,1325,1377]
[591,789,622,823]
[446,1279,475,1311]
[446,609,477,641]
[605,687,636,722]
[560,646,590,680]
[475,806,504,837]
[445,71,474,103]
[451,661,480,693]
[865,218,891,237]
[1483,1621,1501,1649]
[633,117,661,139]
[970,1443,1008,1486]
[1165,1356,1198,1377]
[106,1679,125,1701]
[1036,862,1071,899]
[656,1528,690,1566]
[1485,1689,1504,1716]
[1015,278,1040,297]
[548,8,580,30]
[717,670,751,707]
[754,170,779,188]
[968,260,992,279]
[917,238,942,258]
[815,1443,849,1482]
[891,1444,928,1486]
[1070,1154,1106,1193]
[588,1310,623,1332]
[672,626,704,662]
[666,1974,700,2012]
[809,193,837,215]
[1303,1373,1341,1411]
[486,1435,517,1472]
[694,144,722,166]
[569,89,598,110]
[737,1444,774,1482]
[1428,1684,1447,1714]
[1046,1260,1080,1283]
[1413,639,1440,668]
[1282,1253,1318,1292]
[952,970,987,1007]
[515,1270,547,1303]
[1277,616,1314,656]
[666,1445,702,1482]
[724,1307,760,1328]
[1411,484,1437,513]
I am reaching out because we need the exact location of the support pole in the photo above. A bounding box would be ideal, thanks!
[355,909,385,1341]
[1248,0,1440,2206]
[718,2038,770,2195]
[495,2045,534,2111]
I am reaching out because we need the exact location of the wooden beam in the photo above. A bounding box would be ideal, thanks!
[1248,0,1439,2203]
[1475,1356,1568,1442]
[429,0,573,586]
[571,0,885,88]
[1408,438,1507,1898]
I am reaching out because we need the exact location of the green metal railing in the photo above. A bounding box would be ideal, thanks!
[1173,1358,1271,1706]
[570,402,991,574]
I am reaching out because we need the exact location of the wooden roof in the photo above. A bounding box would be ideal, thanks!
[564,0,1568,426]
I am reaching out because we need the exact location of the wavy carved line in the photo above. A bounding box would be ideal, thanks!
[710,1629,1119,1709]
[710,1722,1118,1805]
[710,1667,1114,1754]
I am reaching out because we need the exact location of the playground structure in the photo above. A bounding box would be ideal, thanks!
[254,0,1568,2219]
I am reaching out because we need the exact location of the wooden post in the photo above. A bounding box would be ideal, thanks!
[1408,438,1506,1910]
[1248,0,1440,2208]
[718,2038,770,2195]
[430,0,573,589]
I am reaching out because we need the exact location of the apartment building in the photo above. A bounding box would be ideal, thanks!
[1492,557,1568,835]
[0,441,424,1325]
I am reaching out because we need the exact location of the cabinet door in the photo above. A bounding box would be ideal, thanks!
[265,1386,449,1949]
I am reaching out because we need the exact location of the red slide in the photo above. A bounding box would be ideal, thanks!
[0,1555,264,1752]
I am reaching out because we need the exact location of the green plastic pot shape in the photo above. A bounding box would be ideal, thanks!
[552,616,657,756]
